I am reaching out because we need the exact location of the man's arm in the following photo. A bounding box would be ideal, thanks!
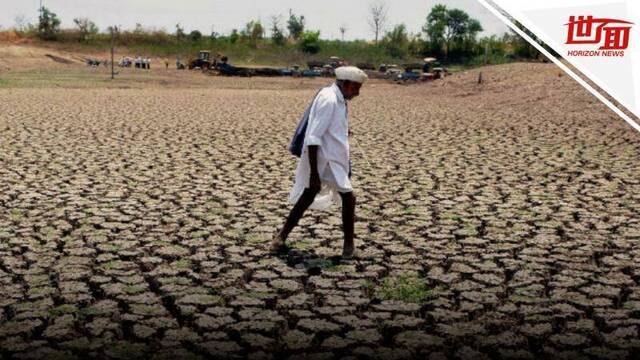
[305,94,335,195]
[308,145,321,193]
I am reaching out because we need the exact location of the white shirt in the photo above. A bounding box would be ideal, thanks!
[289,83,352,210]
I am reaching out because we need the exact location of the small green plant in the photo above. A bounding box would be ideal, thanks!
[362,279,376,291]
[8,209,23,221]
[173,259,191,269]
[123,284,146,295]
[375,275,443,303]
[325,264,348,273]
[290,239,312,250]
[403,207,417,215]
[100,260,119,270]
[49,304,78,317]
[440,212,460,220]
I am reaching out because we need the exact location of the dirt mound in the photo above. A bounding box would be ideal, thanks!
[409,61,598,117]
[0,30,24,43]
[439,62,565,96]
[0,44,83,71]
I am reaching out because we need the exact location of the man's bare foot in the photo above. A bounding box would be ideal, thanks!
[270,233,288,254]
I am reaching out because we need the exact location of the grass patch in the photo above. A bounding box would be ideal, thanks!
[362,279,376,292]
[243,233,268,244]
[173,259,192,269]
[440,212,461,221]
[374,275,444,304]
[99,260,119,271]
[8,209,23,221]
[403,207,418,215]
[49,304,78,317]
[290,239,313,250]
[101,244,121,252]
[245,291,273,300]
[324,264,349,273]
[123,284,147,295]
[160,276,192,286]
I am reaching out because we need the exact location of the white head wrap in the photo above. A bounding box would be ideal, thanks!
[335,66,368,84]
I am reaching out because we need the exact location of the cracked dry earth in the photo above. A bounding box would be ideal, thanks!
[0,62,639,360]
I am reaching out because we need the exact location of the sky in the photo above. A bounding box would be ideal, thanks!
[0,0,510,40]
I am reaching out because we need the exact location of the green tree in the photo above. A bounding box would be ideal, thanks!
[287,10,305,40]
[467,19,483,40]
[38,6,61,40]
[270,15,286,46]
[228,29,239,44]
[189,30,202,42]
[175,23,186,43]
[506,20,556,60]
[73,17,98,42]
[423,5,483,58]
[423,4,447,54]
[382,24,409,58]
[408,33,427,58]
[241,20,264,48]
[299,30,321,54]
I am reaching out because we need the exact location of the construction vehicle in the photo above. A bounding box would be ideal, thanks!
[188,50,212,70]
[306,56,345,72]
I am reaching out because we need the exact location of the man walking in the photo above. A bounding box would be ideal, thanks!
[272,66,367,258]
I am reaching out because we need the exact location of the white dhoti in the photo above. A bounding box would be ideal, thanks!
[289,157,352,211]
[288,83,353,210]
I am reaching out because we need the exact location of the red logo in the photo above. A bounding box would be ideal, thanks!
[566,15,633,50]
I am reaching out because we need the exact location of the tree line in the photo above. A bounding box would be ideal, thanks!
[10,3,543,64]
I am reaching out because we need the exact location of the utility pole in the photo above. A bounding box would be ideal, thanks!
[484,42,489,65]
[109,26,117,80]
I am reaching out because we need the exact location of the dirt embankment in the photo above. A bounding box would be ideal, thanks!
[0,43,86,72]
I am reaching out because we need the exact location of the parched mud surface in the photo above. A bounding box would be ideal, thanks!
[0,63,639,359]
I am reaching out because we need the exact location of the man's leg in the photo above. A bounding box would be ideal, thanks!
[271,188,319,252]
[339,191,356,257]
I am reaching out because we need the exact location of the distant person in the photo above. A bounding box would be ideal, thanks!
[165,58,169,70]
[272,66,367,258]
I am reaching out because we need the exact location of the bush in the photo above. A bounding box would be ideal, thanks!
[299,31,321,54]
[228,29,239,44]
